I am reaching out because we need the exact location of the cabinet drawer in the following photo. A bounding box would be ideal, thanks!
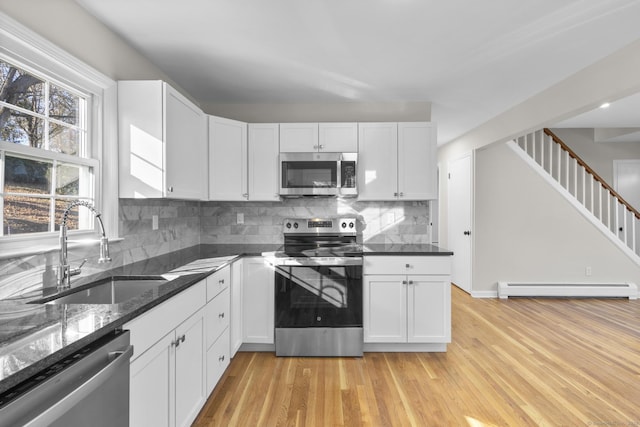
[364,256,451,275]
[205,287,230,348]
[206,328,230,395]
[207,267,230,301]
[125,280,206,361]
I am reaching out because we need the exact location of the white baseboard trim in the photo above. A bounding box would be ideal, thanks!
[471,290,498,298]
[363,343,448,352]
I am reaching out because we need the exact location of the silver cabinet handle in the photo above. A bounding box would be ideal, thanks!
[173,334,186,347]
[219,279,225,284]
[167,186,174,193]
[399,192,404,197]
[406,264,411,268]
[408,280,414,285]
[402,280,408,285]
[394,192,398,197]
[242,193,249,198]
[219,312,225,319]
[218,355,225,362]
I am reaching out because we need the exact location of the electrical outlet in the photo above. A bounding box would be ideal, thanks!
[152,215,159,230]
[585,266,592,276]
[237,213,244,224]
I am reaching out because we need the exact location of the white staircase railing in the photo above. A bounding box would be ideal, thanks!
[514,128,640,259]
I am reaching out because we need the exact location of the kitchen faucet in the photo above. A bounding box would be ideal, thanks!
[58,201,111,290]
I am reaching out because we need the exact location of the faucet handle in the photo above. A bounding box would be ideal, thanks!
[69,259,87,277]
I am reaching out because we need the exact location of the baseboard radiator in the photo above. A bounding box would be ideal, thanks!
[497,282,638,299]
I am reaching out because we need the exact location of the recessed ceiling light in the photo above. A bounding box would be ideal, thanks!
[599,102,610,109]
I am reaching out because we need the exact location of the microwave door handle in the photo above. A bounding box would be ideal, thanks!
[337,158,342,189]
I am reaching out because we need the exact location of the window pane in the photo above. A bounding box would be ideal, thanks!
[56,163,93,196]
[49,84,80,126]
[0,106,44,148]
[3,195,51,235]
[4,156,52,194]
[0,60,45,114]
[49,123,79,155]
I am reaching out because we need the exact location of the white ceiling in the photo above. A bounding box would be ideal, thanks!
[76,0,640,144]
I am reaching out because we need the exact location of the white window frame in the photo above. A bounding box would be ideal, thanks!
[0,12,119,258]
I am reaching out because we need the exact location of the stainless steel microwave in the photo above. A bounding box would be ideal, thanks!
[279,152,357,197]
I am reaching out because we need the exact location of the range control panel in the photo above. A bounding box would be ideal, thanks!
[283,218,357,234]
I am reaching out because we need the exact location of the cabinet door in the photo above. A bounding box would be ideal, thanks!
[248,124,280,201]
[117,80,164,198]
[206,328,230,395]
[164,83,207,200]
[242,257,275,344]
[358,123,398,201]
[230,260,243,357]
[408,277,451,343]
[398,122,437,200]
[175,308,206,427]
[209,116,247,201]
[318,123,358,152]
[279,123,318,152]
[363,275,406,343]
[130,332,174,427]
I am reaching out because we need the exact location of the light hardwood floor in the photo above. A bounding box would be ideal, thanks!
[194,286,640,426]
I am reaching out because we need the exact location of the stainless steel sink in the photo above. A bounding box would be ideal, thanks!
[38,276,169,305]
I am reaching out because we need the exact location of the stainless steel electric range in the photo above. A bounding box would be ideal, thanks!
[273,217,363,357]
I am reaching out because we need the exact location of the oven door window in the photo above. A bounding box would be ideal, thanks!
[281,161,337,188]
[275,265,362,327]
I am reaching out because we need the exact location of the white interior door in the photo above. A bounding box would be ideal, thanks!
[613,159,640,210]
[448,153,472,293]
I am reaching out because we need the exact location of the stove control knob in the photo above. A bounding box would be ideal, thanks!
[341,222,347,229]
[286,222,292,229]
[293,222,299,229]
[349,222,355,229]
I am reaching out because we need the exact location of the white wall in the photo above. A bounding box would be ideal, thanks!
[436,39,640,293]
[474,142,640,292]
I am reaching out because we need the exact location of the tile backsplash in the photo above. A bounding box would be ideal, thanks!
[0,197,431,298]
[200,198,431,245]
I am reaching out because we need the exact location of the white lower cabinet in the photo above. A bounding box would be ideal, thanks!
[363,256,451,346]
[128,306,206,427]
[126,280,206,427]
[242,257,274,344]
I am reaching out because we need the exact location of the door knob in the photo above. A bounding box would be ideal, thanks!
[463,230,471,236]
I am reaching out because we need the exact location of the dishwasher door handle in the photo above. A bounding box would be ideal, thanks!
[23,345,134,427]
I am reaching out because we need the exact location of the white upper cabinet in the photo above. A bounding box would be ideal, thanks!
[208,118,279,201]
[280,122,357,152]
[358,122,437,201]
[208,116,247,201]
[248,124,280,201]
[357,122,398,201]
[279,123,318,152]
[397,122,437,200]
[118,80,207,200]
[318,123,358,152]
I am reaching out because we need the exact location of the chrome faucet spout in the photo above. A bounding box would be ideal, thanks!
[58,201,111,290]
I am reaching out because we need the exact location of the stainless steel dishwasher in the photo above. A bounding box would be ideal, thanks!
[0,329,132,427]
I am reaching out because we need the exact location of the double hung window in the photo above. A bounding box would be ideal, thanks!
[0,58,97,237]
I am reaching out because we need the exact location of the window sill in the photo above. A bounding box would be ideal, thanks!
[0,236,124,261]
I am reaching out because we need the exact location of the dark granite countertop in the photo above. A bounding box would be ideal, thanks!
[0,244,280,396]
[362,243,453,256]
[0,242,450,396]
